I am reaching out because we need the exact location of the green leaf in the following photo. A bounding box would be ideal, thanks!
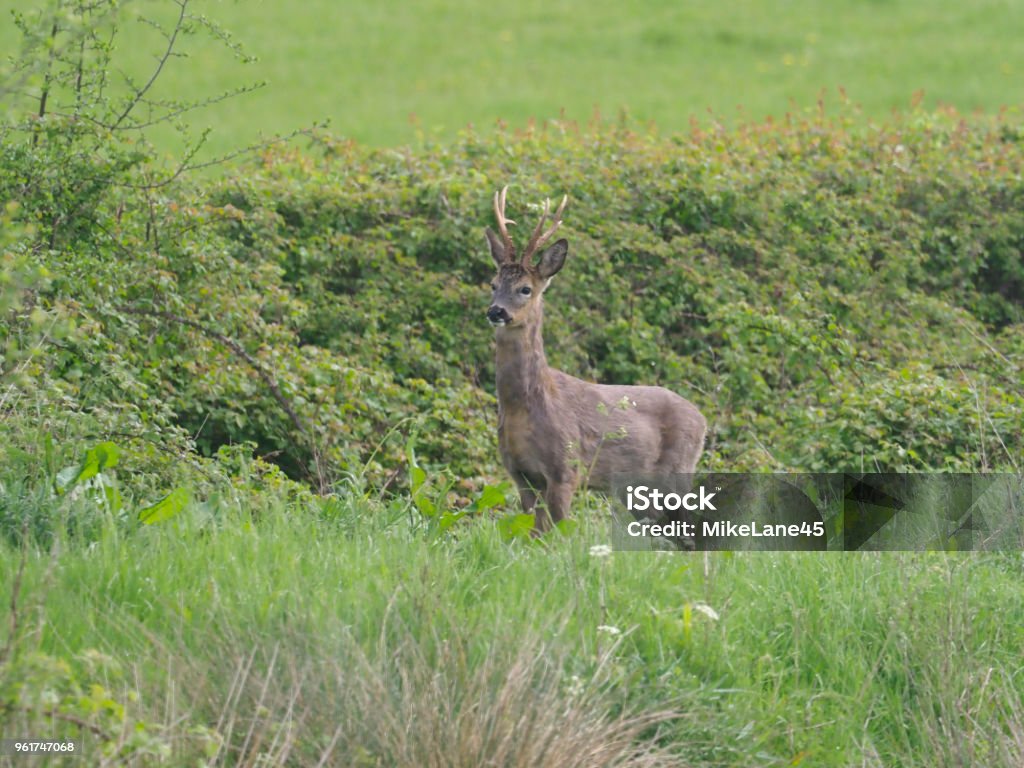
[406,434,427,497]
[414,494,436,517]
[55,465,79,493]
[73,452,101,485]
[497,513,535,541]
[410,465,427,497]
[438,509,467,532]
[92,441,120,471]
[56,441,122,493]
[43,433,54,472]
[470,483,509,513]
[138,488,189,525]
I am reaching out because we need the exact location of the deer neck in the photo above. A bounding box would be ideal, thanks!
[494,310,551,410]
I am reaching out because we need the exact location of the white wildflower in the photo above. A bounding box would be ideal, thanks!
[589,544,613,558]
[565,675,585,698]
[597,625,621,636]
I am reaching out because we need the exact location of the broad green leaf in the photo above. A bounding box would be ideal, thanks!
[438,510,466,532]
[73,452,101,485]
[497,513,535,540]
[406,434,430,499]
[414,494,436,517]
[138,488,189,525]
[55,465,79,493]
[470,483,508,512]
[93,441,120,471]
[56,441,122,493]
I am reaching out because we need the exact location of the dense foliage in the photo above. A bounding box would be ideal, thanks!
[213,113,1024,478]
[6,107,1023,505]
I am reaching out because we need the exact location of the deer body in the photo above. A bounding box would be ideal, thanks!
[486,188,706,531]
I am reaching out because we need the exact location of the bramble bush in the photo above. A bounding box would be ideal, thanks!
[188,109,1023,480]
[2,2,1022,512]
[6,113,1024,499]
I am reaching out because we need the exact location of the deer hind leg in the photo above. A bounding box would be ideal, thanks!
[652,418,707,550]
[656,417,706,477]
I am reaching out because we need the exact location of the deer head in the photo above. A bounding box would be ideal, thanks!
[485,186,568,329]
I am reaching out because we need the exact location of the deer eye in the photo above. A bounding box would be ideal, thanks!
[490,282,497,291]
[519,286,532,296]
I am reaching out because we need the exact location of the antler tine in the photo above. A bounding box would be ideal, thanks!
[521,194,569,264]
[493,185,516,258]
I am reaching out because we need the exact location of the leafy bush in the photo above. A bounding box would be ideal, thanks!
[177,111,1022,479]
[0,0,307,513]
[2,3,1022,502]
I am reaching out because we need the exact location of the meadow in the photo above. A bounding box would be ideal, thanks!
[3,485,1024,766]
[2,0,1024,765]
[1,0,1023,153]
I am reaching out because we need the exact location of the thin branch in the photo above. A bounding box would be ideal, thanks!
[956,316,1019,371]
[42,708,111,739]
[73,27,86,115]
[119,125,315,191]
[118,306,309,437]
[110,0,188,130]
[103,81,266,132]
[31,17,61,147]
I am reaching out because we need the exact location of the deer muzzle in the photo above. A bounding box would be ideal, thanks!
[487,305,511,327]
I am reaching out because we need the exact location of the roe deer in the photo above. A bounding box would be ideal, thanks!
[485,187,707,531]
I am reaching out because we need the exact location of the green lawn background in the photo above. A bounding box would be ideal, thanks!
[2,0,1022,155]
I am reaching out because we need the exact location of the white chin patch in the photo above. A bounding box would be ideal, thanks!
[489,319,507,328]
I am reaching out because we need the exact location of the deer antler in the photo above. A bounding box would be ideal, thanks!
[493,185,517,260]
[521,194,568,264]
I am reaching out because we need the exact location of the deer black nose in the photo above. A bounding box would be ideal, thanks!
[487,305,510,325]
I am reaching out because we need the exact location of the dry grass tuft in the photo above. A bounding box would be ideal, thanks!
[149,617,685,767]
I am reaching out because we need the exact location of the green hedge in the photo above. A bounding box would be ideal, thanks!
[5,109,1024,496]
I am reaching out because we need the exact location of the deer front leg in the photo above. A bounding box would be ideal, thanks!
[537,476,578,533]
[511,471,541,515]
[516,485,538,515]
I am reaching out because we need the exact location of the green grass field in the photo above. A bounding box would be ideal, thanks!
[3,1,1024,764]
[3,487,1023,766]
[2,0,1023,155]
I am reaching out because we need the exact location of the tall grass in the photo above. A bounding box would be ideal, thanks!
[2,483,1023,766]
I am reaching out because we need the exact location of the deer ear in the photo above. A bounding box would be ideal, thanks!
[536,239,568,279]
[485,228,508,266]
